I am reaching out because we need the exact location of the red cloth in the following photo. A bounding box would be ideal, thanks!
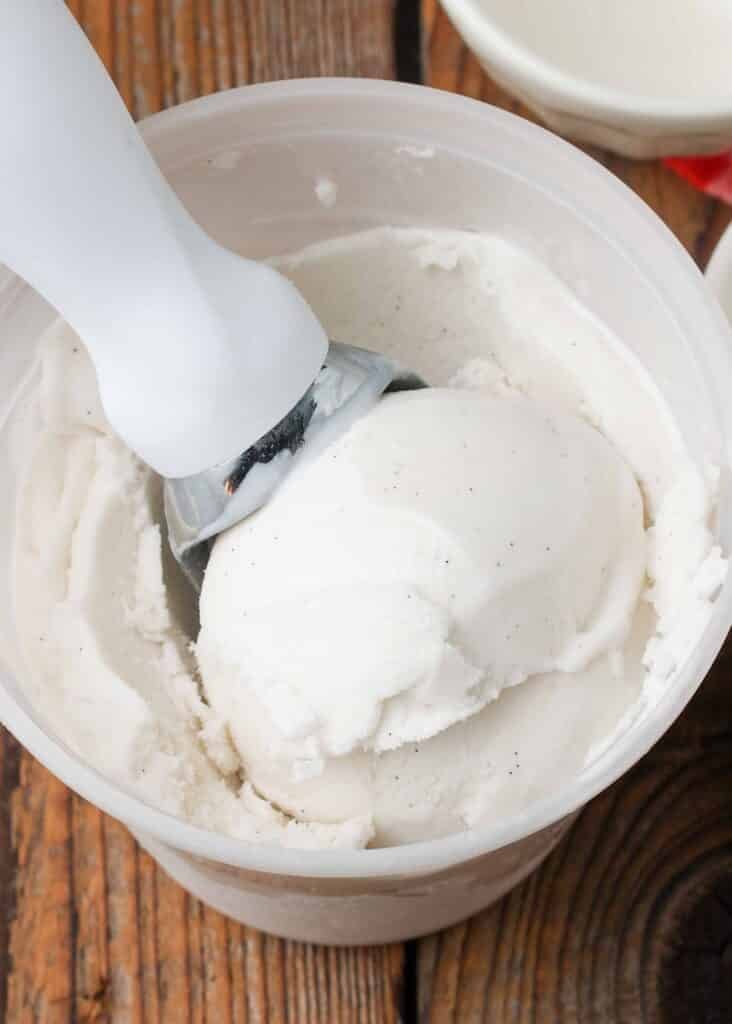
[664,153,732,202]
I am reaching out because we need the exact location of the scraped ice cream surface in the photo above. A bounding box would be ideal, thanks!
[10,229,727,848]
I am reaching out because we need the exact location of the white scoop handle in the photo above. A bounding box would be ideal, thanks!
[0,0,327,478]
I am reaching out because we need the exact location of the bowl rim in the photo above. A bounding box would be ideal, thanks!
[707,221,732,299]
[441,0,732,124]
[3,76,732,880]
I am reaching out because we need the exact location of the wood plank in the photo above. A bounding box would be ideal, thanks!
[5,4,402,1022]
[420,3,732,1021]
[8,759,74,1022]
[0,735,20,1023]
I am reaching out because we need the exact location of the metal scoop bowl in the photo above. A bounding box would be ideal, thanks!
[164,342,426,591]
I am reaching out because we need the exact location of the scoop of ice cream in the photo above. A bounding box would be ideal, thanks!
[195,387,645,829]
[13,228,724,849]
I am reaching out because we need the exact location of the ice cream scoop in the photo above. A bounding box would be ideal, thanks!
[0,0,422,589]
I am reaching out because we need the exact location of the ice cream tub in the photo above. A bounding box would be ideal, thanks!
[1,79,731,945]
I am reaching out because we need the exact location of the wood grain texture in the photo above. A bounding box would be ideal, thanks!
[420,3,732,1022]
[7,2,732,1022]
[85,0,397,121]
[5,4,402,1022]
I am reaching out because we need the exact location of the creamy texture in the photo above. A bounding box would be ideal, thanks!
[11,228,726,847]
[197,388,646,825]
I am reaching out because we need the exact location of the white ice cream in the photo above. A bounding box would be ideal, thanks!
[10,228,726,847]
[197,388,646,829]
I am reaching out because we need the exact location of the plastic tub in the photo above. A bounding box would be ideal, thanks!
[1,79,731,945]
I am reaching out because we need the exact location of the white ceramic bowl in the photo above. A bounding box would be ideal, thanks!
[440,0,732,158]
[1,79,732,945]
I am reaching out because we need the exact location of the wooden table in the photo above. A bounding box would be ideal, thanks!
[4,2,732,1021]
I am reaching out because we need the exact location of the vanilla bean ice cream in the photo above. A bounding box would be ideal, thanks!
[10,228,727,848]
